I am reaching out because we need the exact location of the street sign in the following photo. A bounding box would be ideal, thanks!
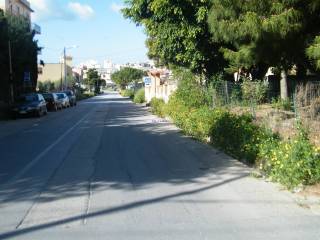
[143,77,152,86]
[24,72,31,82]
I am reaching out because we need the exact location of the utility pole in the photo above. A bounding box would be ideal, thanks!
[8,40,14,103]
[63,47,66,91]
[60,61,63,91]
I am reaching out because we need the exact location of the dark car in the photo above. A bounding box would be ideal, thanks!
[12,93,47,118]
[56,93,70,108]
[42,93,63,111]
[64,90,77,106]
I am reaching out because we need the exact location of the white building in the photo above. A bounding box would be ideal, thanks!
[118,61,155,72]
[99,60,116,85]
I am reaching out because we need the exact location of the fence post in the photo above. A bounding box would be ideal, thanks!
[225,81,229,105]
[250,98,256,119]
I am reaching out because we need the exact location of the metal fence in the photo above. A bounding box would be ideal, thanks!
[211,80,320,121]
[294,82,320,121]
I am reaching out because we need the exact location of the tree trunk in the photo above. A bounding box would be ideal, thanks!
[280,69,288,100]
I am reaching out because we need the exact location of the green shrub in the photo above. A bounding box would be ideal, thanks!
[241,80,268,104]
[210,112,276,164]
[133,88,145,103]
[38,81,56,92]
[259,126,320,189]
[150,98,166,117]
[76,92,95,101]
[121,89,135,98]
[271,97,293,111]
[166,93,190,129]
[174,71,211,108]
[161,76,320,189]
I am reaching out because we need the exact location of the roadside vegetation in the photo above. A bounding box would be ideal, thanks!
[120,88,146,104]
[0,11,39,103]
[148,71,320,190]
[133,88,145,104]
[120,89,135,99]
[111,67,145,90]
[123,1,320,190]
[111,67,147,103]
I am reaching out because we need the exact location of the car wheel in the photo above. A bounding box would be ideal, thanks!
[36,109,42,117]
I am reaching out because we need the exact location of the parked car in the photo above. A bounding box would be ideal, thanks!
[56,93,70,108]
[42,93,63,111]
[12,93,47,118]
[64,90,77,106]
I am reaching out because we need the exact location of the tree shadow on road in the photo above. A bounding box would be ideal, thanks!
[0,96,255,238]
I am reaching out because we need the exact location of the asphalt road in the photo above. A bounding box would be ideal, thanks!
[0,92,319,240]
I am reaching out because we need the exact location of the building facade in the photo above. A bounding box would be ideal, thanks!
[38,56,73,86]
[0,0,33,21]
[145,69,177,103]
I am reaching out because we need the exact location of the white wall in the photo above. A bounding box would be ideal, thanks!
[0,0,6,10]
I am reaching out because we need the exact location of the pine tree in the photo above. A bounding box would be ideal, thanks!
[208,0,319,99]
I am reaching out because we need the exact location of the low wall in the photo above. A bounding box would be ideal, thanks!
[145,84,177,103]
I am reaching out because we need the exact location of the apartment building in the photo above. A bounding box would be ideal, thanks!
[38,56,74,84]
[0,0,33,21]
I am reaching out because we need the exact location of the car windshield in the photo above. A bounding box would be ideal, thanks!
[64,91,72,96]
[18,95,38,102]
[56,94,64,99]
[42,94,53,100]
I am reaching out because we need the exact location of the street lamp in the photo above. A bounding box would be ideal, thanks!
[61,45,78,90]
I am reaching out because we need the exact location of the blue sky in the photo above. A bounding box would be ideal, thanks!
[29,0,148,66]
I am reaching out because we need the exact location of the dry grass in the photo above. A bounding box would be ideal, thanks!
[230,104,320,147]
[295,82,320,120]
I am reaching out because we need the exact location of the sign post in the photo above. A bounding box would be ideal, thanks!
[143,77,152,86]
[24,72,31,82]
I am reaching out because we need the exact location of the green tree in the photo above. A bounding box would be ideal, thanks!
[84,69,102,94]
[307,36,320,69]
[111,67,144,89]
[306,2,320,69]
[208,0,320,99]
[8,14,40,96]
[122,0,226,79]
[0,11,39,102]
[0,10,9,102]
[37,81,55,92]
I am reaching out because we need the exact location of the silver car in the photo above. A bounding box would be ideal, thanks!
[56,93,70,108]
